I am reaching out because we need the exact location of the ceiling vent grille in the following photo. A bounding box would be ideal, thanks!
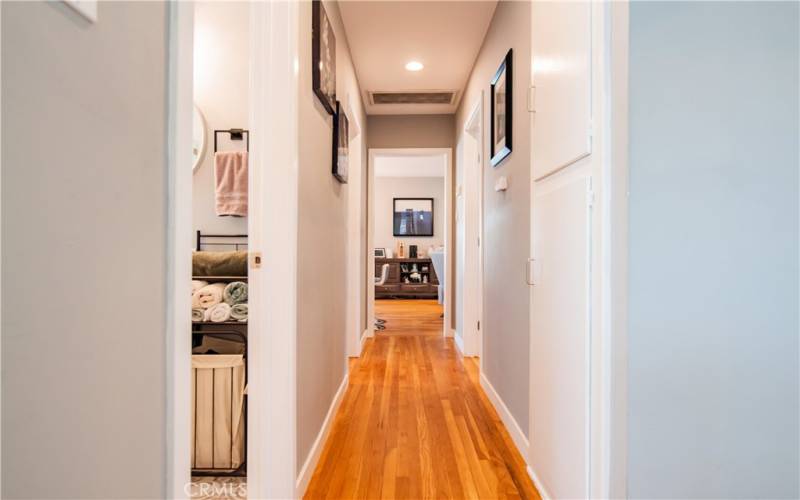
[369,90,457,105]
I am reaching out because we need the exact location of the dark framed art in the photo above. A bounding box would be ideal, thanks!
[375,248,386,258]
[312,0,336,115]
[490,49,512,167]
[393,198,434,237]
[332,101,349,183]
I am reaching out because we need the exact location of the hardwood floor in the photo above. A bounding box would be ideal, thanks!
[304,300,540,499]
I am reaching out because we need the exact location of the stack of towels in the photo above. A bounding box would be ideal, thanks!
[192,280,248,323]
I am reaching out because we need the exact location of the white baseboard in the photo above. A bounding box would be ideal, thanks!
[447,327,456,338]
[453,331,465,355]
[527,465,552,500]
[480,373,553,499]
[479,372,529,462]
[295,373,349,497]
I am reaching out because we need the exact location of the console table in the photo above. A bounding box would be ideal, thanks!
[375,257,439,299]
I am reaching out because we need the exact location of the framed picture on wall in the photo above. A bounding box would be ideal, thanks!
[332,101,349,183]
[393,198,434,237]
[490,49,513,167]
[312,0,336,115]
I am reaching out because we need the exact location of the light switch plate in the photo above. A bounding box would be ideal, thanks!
[63,0,98,23]
[494,176,508,192]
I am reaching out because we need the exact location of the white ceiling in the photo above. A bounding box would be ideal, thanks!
[374,155,445,177]
[338,1,498,115]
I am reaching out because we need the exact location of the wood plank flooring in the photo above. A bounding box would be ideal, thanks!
[304,300,540,499]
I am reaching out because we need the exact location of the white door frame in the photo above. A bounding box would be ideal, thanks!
[526,2,629,499]
[165,3,193,497]
[459,95,485,358]
[605,1,630,497]
[166,2,300,498]
[345,110,365,358]
[248,2,299,497]
[367,148,454,338]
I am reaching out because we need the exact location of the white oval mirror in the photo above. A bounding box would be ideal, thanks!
[192,105,207,173]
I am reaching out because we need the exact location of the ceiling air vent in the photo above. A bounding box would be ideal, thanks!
[369,90,457,106]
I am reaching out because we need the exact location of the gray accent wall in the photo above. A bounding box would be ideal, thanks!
[296,0,368,473]
[455,0,531,437]
[2,2,168,498]
[367,114,455,150]
[627,2,799,497]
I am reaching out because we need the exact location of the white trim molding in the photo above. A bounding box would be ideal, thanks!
[367,148,454,339]
[527,466,553,500]
[454,330,465,355]
[248,1,300,498]
[165,3,194,498]
[605,1,630,497]
[295,374,349,497]
[480,372,529,463]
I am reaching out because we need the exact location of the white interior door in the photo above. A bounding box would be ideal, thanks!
[531,1,592,180]
[529,1,594,497]
[464,128,482,356]
[455,140,467,349]
[460,97,483,357]
[530,176,592,499]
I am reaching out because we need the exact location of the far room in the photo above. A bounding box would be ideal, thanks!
[372,152,448,335]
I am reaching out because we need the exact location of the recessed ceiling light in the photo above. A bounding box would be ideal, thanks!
[405,61,424,72]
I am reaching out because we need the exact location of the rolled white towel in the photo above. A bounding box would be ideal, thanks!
[204,302,232,323]
[230,303,248,322]
[192,280,209,295]
[191,308,204,322]
[194,283,226,309]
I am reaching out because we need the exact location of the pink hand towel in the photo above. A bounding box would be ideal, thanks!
[214,151,248,217]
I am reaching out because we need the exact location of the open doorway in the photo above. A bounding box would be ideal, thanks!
[367,149,453,338]
[167,2,301,499]
[188,2,251,497]
[455,95,484,358]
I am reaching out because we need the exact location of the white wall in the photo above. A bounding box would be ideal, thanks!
[373,175,444,255]
[193,2,249,237]
[627,2,799,497]
[2,2,169,497]
[454,0,532,436]
[295,0,368,485]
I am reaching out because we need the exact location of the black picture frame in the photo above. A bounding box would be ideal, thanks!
[393,198,434,237]
[375,248,386,258]
[312,0,336,115]
[332,101,349,183]
[490,49,513,167]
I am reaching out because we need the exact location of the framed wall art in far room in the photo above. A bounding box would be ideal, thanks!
[393,198,434,237]
[490,48,513,167]
[332,101,349,183]
[312,0,336,115]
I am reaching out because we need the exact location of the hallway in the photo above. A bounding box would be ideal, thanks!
[305,300,540,499]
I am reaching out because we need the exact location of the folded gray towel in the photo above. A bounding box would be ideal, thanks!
[230,303,248,322]
[224,281,248,305]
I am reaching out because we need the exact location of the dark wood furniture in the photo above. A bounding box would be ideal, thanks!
[375,257,439,299]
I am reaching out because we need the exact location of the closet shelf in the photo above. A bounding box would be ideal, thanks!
[193,321,248,326]
[192,276,248,282]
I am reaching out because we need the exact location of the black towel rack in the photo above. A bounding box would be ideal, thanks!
[214,129,249,153]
